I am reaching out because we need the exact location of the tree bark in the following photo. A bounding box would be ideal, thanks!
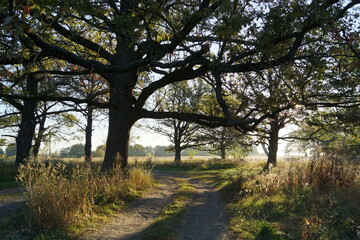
[265,119,284,170]
[220,128,226,159]
[220,145,226,160]
[101,71,137,171]
[173,121,182,163]
[15,76,38,165]
[84,105,93,163]
[33,114,46,159]
[174,145,182,163]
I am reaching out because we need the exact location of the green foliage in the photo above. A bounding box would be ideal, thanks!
[59,143,85,158]
[5,145,16,157]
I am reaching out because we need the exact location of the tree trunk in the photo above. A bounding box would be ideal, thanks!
[33,114,46,159]
[220,145,226,160]
[173,121,182,163]
[174,141,182,163]
[220,129,226,159]
[84,105,93,163]
[15,76,38,165]
[264,119,283,170]
[101,72,136,171]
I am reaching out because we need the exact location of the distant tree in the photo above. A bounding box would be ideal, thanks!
[153,145,173,157]
[59,144,85,158]
[128,144,146,156]
[5,145,16,157]
[63,73,108,163]
[199,126,250,159]
[289,107,360,158]
[92,144,105,158]
[152,81,206,162]
[0,148,4,156]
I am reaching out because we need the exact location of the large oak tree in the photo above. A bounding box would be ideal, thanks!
[1,0,359,170]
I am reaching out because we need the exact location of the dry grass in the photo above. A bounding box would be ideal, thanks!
[16,162,154,234]
[227,156,360,240]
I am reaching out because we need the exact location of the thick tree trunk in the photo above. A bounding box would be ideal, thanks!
[173,121,182,163]
[33,114,46,159]
[174,141,182,163]
[264,119,283,170]
[15,76,38,165]
[84,106,93,163]
[101,72,136,171]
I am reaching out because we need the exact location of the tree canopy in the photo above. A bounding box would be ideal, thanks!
[0,0,359,169]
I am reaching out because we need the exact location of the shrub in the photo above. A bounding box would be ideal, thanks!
[16,162,154,233]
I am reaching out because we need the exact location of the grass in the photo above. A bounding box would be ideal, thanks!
[225,156,360,240]
[4,161,154,239]
[153,158,242,171]
[141,179,196,240]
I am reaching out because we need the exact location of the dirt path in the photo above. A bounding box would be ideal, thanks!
[81,170,185,240]
[0,170,230,240]
[0,188,27,219]
[176,178,230,240]
[82,170,230,240]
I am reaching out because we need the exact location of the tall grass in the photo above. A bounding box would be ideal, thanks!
[228,155,360,240]
[16,162,154,234]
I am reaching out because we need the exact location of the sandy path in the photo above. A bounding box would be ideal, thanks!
[176,178,230,240]
[81,170,185,240]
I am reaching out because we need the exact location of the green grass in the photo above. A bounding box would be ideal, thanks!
[141,180,196,240]
[153,159,241,171]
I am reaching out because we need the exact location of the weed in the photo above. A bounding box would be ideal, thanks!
[227,156,360,240]
[16,161,154,237]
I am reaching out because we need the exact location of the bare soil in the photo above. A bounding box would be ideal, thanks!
[0,187,27,219]
[81,170,185,240]
[82,170,230,240]
[176,178,230,240]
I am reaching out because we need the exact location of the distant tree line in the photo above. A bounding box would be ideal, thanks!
[57,143,211,158]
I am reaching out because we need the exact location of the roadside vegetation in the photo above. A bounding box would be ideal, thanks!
[226,156,360,240]
[0,161,154,239]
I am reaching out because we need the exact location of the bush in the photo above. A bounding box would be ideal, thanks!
[16,162,154,233]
